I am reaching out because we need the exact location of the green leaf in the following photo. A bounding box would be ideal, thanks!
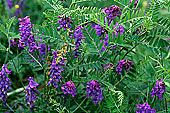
[6,17,15,31]
[165,82,170,88]
[0,24,7,35]
[0,43,6,51]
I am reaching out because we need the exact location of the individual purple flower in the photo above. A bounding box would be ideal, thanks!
[24,77,39,111]
[47,51,66,88]
[71,26,86,58]
[95,24,107,37]
[103,5,122,25]
[86,80,103,104]
[61,81,77,97]
[57,15,72,31]
[136,102,156,113]
[116,59,134,75]
[113,22,125,38]
[129,0,138,8]
[150,78,167,100]
[0,64,12,106]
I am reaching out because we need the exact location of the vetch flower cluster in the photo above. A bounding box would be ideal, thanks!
[47,51,66,88]
[24,77,39,111]
[0,64,12,106]
[150,78,167,100]
[103,5,122,25]
[136,102,156,113]
[57,15,72,31]
[86,80,103,104]
[18,16,34,49]
[10,17,50,61]
[116,59,134,75]
[61,81,77,97]
[71,26,86,58]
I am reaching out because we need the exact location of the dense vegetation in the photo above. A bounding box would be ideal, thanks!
[0,0,170,112]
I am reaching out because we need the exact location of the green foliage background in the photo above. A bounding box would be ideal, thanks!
[0,0,170,112]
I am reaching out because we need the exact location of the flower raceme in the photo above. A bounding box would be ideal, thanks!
[24,77,39,111]
[116,59,134,75]
[0,64,12,106]
[47,51,66,88]
[86,80,103,104]
[103,5,122,25]
[61,81,77,97]
[71,26,86,58]
[136,102,156,113]
[57,15,73,31]
[150,78,167,100]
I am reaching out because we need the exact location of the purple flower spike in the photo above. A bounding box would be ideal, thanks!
[57,15,72,31]
[24,77,39,111]
[86,80,103,104]
[18,16,34,48]
[0,64,12,106]
[71,26,86,58]
[47,51,66,88]
[136,102,156,113]
[113,22,125,38]
[61,81,77,97]
[116,59,134,75]
[103,5,122,25]
[150,78,167,100]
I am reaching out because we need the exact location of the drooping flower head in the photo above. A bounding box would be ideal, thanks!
[103,5,122,25]
[71,26,86,58]
[0,64,12,106]
[113,22,125,38]
[129,0,138,8]
[86,80,103,104]
[150,78,167,100]
[47,51,66,88]
[24,77,39,111]
[116,59,134,75]
[61,81,77,97]
[57,15,73,31]
[136,102,156,113]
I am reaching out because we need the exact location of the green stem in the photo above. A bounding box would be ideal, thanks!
[72,97,87,113]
